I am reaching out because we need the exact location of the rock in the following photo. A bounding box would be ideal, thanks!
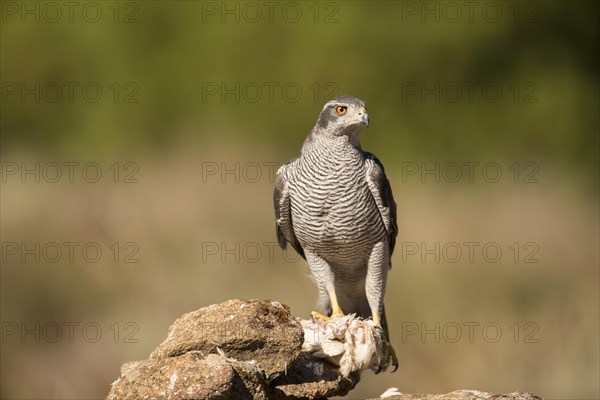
[372,389,543,400]
[108,352,267,400]
[269,352,360,399]
[107,299,543,400]
[107,299,362,400]
[151,299,303,380]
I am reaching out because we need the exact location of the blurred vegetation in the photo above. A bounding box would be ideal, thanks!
[1,1,599,399]
[1,1,598,179]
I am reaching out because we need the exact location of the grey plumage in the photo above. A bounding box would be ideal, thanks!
[274,96,398,371]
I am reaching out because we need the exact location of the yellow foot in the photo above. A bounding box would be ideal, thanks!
[310,310,345,321]
[311,290,345,321]
[310,310,331,321]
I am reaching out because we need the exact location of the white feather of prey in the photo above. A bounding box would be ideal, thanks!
[300,314,389,376]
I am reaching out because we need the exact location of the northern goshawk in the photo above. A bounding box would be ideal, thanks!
[273,96,398,371]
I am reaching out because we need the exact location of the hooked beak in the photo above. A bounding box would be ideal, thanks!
[358,106,369,127]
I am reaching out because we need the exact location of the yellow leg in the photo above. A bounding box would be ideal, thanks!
[373,311,381,326]
[328,290,344,317]
[311,290,345,321]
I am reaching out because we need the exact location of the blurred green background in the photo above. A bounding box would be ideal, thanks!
[1,1,598,399]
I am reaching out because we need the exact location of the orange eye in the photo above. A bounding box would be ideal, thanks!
[336,106,347,116]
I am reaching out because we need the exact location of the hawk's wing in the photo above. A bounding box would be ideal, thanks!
[273,160,305,260]
[364,152,398,260]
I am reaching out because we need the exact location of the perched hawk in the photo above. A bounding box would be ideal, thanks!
[274,96,398,371]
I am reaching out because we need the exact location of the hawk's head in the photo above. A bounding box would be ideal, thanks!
[315,96,369,137]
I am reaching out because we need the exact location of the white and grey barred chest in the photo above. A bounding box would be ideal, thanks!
[285,144,386,258]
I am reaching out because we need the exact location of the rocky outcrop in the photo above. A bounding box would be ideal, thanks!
[149,299,304,380]
[107,299,360,399]
[107,299,543,400]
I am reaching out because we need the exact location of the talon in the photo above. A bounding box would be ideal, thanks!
[389,344,399,372]
[311,310,331,321]
[311,290,346,321]
[379,336,399,373]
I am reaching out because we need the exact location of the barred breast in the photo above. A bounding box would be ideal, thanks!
[287,137,386,266]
